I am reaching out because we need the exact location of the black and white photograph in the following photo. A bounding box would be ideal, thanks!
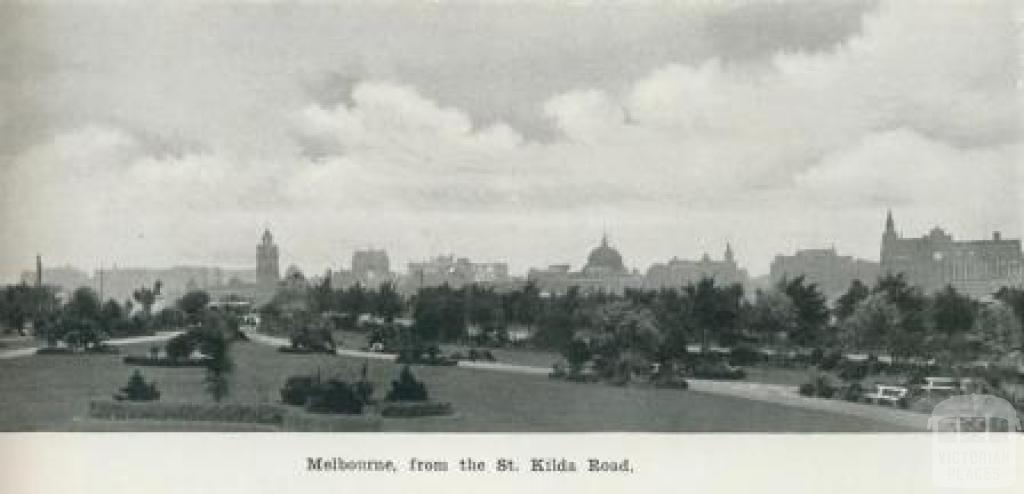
[0,0,1022,489]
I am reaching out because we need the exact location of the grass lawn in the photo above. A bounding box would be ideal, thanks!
[0,340,914,432]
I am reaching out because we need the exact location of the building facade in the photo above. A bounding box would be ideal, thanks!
[646,244,750,291]
[256,229,280,287]
[769,247,879,300]
[880,211,1024,299]
[528,235,643,295]
[401,255,510,293]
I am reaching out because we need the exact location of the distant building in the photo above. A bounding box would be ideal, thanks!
[880,210,1024,299]
[769,247,879,299]
[331,248,397,289]
[257,228,281,287]
[646,244,750,291]
[529,234,643,295]
[401,254,510,292]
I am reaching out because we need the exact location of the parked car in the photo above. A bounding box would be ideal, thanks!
[863,384,909,408]
[921,377,959,396]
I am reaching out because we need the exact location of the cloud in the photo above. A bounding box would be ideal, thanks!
[1,0,1019,281]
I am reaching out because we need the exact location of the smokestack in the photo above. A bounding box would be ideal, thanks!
[35,254,42,287]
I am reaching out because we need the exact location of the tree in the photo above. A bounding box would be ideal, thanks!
[839,293,899,353]
[685,278,743,349]
[930,285,977,343]
[834,279,869,322]
[973,302,1023,356]
[779,276,829,347]
[994,287,1024,328]
[375,283,404,322]
[132,280,162,316]
[561,339,592,371]
[197,329,233,402]
[176,290,210,323]
[747,289,797,345]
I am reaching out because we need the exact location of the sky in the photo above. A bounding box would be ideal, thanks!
[0,0,1021,282]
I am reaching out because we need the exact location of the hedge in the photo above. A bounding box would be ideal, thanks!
[122,356,212,367]
[379,401,453,418]
[89,401,389,431]
[88,401,286,425]
[282,412,381,431]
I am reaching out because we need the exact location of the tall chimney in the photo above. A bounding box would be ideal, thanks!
[35,254,42,287]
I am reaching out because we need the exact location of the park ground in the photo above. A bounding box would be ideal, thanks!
[0,335,920,432]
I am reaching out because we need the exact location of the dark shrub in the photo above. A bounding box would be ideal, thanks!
[280,376,316,406]
[115,370,160,401]
[798,383,816,397]
[380,401,453,418]
[85,344,120,354]
[386,365,429,401]
[799,374,838,398]
[305,380,364,415]
[838,382,863,402]
[809,348,824,366]
[838,361,871,381]
[728,345,760,367]
[820,350,843,371]
[165,333,196,361]
[35,347,74,355]
[691,360,746,380]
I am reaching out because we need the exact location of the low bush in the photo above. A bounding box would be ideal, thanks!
[304,380,364,415]
[280,375,317,406]
[114,370,160,401]
[819,350,844,371]
[691,361,746,380]
[385,366,429,401]
[379,401,453,418]
[728,345,760,367]
[123,356,211,367]
[89,401,285,425]
[85,344,120,355]
[798,374,839,398]
[277,346,334,355]
[35,347,74,355]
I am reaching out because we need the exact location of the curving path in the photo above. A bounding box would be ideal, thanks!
[0,331,184,360]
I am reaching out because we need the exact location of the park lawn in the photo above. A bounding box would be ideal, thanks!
[0,340,914,432]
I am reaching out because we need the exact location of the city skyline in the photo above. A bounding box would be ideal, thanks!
[1,1,1020,284]
[14,210,1023,284]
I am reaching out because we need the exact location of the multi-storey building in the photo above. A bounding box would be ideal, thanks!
[646,244,750,291]
[880,211,1024,299]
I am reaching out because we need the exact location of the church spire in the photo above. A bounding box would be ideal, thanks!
[724,243,735,264]
[885,209,895,234]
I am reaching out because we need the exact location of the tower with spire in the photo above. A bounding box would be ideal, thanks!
[257,228,280,286]
[881,209,899,266]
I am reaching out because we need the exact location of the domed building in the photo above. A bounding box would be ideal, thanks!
[528,233,642,295]
[583,234,627,275]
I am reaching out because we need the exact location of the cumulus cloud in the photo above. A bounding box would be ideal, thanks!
[1,0,1019,280]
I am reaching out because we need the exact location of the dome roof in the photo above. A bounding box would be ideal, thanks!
[585,235,626,273]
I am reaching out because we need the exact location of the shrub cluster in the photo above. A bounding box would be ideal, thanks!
[114,370,160,401]
[279,372,375,415]
[385,366,429,401]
